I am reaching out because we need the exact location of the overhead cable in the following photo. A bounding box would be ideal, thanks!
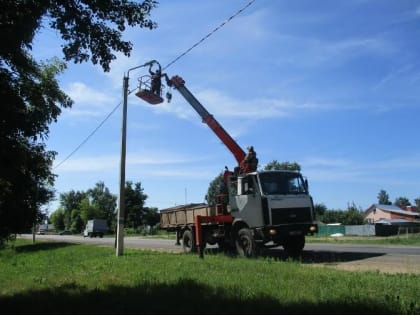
[163,0,256,70]
[53,0,257,170]
[53,102,121,170]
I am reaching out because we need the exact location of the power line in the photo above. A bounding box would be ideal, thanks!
[163,0,256,70]
[53,0,256,170]
[53,102,121,170]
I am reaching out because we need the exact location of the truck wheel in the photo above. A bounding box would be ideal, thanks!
[283,235,305,258]
[235,228,257,257]
[182,229,197,253]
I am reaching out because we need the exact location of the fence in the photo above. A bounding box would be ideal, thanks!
[316,225,345,236]
[317,224,418,237]
[345,225,375,236]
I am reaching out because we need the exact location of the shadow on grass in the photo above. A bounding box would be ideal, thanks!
[263,248,385,264]
[14,242,76,253]
[204,246,384,264]
[0,279,402,315]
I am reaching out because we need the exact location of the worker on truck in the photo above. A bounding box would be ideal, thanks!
[243,146,258,172]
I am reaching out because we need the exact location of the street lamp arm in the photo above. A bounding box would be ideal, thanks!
[127,60,159,77]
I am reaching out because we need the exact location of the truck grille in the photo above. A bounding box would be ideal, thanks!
[271,207,312,225]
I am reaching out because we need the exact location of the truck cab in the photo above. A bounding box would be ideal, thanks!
[227,170,317,255]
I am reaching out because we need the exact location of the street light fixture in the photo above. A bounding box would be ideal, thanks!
[116,60,157,257]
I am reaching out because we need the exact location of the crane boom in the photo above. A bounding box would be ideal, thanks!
[169,75,246,167]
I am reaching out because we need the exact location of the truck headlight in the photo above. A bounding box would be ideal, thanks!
[309,226,317,233]
[269,229,277,236]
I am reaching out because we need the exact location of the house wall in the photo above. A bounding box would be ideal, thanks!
[390,213,416,221]
[365,208,392,223]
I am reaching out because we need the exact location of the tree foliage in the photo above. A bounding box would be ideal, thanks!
[143,207,160,226]
[314,203,327,219]
[58,182,117,233]
[56,181,154,233]
[317,203,365,225]
[263,160,301,171]
[0,58,71,240]
[79,197,101,225]
[50,208,65,231]
[88,181,117,228]
[205,172,228,206]
[0,0,157,242]
[125,181,148,229]
[377,189,391,205]
[1,0,157,72]
[59,190,88,231]
[394,197,411,208]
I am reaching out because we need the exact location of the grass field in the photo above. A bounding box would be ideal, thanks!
[1,239,419,315]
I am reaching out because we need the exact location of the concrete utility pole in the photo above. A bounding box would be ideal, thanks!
[116,75,129,256]
[116,60,157,257]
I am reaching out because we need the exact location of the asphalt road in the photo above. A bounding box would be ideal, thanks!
[21,234,420,274]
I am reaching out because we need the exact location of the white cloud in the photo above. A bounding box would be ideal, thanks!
[66,82,114,105]
[145,87,345,122]
[63,82,118,118]
[54,150,206,172]
[372,64,414,91]
[303,155,420,185]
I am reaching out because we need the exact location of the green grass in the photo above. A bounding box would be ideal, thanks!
[0,239,419,315]
[308,234,420,246]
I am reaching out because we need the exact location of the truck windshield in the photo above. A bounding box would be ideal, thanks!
[259,172,307,195]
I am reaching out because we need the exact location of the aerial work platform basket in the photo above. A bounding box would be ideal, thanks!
[135,89,163,105]
[135,75,164,105]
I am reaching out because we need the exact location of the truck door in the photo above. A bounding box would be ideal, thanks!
[229,174,264,227]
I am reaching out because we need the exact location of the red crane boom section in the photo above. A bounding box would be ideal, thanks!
[169,76,246,167]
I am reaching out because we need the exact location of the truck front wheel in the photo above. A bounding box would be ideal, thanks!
[235,228,257,257]
[182,229,197,253]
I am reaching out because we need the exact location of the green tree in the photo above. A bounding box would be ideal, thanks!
[143,207,160,226]
[59,190,87,230]
[394,197,411,208]
[343,202,365,225]
[0,59,71,242]
[70,209,83,234]
[79,197,100,225]
[319,210,345,224]
[205,172,228,206]
[318,203,365,225]
[263,160,301,171]
[377,189,391,205]
[314,203,327,219]
[0,0,157,243]
[88,181,117,228]
[50,208,65,231]
[125,181,148,229]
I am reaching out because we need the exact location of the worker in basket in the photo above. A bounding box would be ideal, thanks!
[149,64,163,95]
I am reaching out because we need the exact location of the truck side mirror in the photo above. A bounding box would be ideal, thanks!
[304,179,309,191]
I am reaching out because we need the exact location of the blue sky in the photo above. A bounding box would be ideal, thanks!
[33,0,420,213]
